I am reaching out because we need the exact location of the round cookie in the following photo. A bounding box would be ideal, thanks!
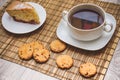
[50,39,66,52]
[18,43,33,60]
[56,55,73,69]
[79,62,97,77]
[31,41,44,52]
[33,48,50,63]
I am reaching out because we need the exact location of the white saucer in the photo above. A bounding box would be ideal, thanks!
[2,2,46,34]
[56,13,116,51]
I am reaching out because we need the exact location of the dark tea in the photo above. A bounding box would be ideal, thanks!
[69,9,104,30]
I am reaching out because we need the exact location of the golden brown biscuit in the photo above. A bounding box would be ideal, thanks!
[79,62,97,77]
[56,55,73,69]
[33,48,50,63]
[18,43,33,60]
[31,41,44,52]
[50,39,66,52]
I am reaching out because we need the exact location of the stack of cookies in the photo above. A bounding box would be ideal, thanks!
[18,41,50,63]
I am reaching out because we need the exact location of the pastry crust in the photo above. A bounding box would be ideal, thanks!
[6,1,33,10]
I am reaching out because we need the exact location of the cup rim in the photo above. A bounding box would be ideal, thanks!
[67,3,106,31]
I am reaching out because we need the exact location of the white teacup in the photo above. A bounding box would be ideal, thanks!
[62,3,113,41]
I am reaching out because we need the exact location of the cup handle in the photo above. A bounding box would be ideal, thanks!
[103,22,113,32]
[62,10,68,21]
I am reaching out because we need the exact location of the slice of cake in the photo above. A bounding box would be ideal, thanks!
[6,1,40,24]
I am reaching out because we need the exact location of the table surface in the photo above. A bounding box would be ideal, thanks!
[0,0,120,80]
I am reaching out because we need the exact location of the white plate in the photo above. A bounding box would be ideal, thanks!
[56,13,116,51]
[2,2,46,34]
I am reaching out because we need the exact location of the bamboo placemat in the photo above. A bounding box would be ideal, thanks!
[0,0,120,80]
